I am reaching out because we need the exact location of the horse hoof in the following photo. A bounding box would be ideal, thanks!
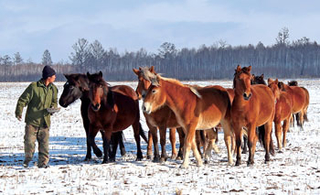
[136,157,142,161]
[84,157,91,161]
[179,164,188,169]
[109,158,116,162]
[95,150,103,158]
[278,150,284,154]
[146,155,152,160]
[152,158,160,163]
[241,150,247,154]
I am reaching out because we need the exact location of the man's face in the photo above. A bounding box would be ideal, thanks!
[47,74,56,83]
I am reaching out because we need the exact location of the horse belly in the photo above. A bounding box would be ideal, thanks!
[196,115,221,130]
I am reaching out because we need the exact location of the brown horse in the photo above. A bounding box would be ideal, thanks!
[231,65,275,166]
[281,81,308,130]
[133,66,185,162]
[87,71,145,163]
[268,78,292,151]
[59,73,126,161]
[141,70,233,168]
[287,80,310,127]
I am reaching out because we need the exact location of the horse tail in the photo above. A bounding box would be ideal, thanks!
[200,130,206,145]
[214,127,219,143]
[257,125,275,156]
[139,122,148,143]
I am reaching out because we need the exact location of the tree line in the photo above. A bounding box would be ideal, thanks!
[0,28,319,82]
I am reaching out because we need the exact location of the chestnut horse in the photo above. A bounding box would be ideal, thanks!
[133,66,220,162]
[59,73,126,161]
[268,78,292,151]
[287,80,310,127]
[141,70,233,168]
[281,81,309,130]
[133,66,185,161]
[231,65,275,166]
[87,71,145,163]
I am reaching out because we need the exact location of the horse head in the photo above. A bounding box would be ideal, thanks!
[140,69,164,114]
[251,73,266,85]
[133,66,155,100]
[87,71,113,112]
[288,80,298,86]
[233,65,252,101]
[268,78,280,100]
[59,74,89,107]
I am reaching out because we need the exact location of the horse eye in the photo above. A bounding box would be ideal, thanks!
[152,89,156,94]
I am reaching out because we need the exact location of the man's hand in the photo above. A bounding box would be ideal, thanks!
[17,116,22,121]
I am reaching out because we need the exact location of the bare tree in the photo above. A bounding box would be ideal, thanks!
[276,27,290,45]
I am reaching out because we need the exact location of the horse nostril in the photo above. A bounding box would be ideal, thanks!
[142,94,146,99]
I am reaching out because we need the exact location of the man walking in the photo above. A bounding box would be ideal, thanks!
[15,65,58,168]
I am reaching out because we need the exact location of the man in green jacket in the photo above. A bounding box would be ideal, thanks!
[15,65,58,168]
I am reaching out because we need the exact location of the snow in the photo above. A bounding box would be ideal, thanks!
[0,79,320,194]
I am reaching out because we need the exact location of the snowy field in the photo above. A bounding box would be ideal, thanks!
[0,79,320,194]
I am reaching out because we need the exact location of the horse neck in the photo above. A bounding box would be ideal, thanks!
[161,80,193,114]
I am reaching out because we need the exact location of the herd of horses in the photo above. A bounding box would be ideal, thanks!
[59,65,309,168]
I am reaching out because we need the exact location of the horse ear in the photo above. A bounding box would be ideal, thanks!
[275,79,278,84]
[267,78,273,84]
[64,74,70,80]
[133,68,139,75]
[248,66,252,72]
[86,72,91,78]
[236,65,241,72]
[150,66,155,73]
[261,74,264,79]
[99,71,103,77]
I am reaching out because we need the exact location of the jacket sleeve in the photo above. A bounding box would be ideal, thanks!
[15,84,33,118]
[50,85,58,108]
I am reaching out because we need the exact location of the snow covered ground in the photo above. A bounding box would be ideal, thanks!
[0,79,319,194]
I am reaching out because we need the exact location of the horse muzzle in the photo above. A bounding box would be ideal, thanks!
[142,103,152,114]
[91,103,101,111]
[243,92,252,101]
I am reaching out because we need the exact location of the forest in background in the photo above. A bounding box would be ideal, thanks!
[0,28,319,82]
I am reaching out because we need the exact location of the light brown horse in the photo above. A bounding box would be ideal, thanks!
[133,66,184,161]
[87,71,144,163]
[231,65,275,166]
[141,70,233,168]
[268,78,292,151]
[133,66,220,162]
[281,81,308,130]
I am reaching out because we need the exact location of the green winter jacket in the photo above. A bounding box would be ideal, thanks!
[15,79,58,128]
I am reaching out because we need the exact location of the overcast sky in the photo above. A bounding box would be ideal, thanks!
[1,0,320,63]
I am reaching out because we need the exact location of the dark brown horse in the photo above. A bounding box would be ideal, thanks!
[59,73,126,161]
[141,70,233,168]
[133,66,185,162]
[86,71,146,163]
[231,65,275,166]
[268,78,292,151]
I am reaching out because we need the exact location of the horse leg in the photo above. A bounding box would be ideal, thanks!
[132,121,143,161]
[88,124,101,160]
[221,120,234,165]
[247,124,258,166]
[169,128,178,160]
[283,119,290,148]
[148,125,160,162]
[159,126,169,162]
[176,127,185,160]
[234,126,242,166]
[264,121,273,163]
[147,130,153,159]
[118,131,126,156]
[298,111,305,130]
[109,132,122,161]
[84,121,102,160]
[181,124,202,168]
[101,131,112,164]
[274,119,283,151]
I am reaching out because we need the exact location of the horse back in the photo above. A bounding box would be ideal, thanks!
[275,91,292,122]
[285,86,306,113]
[250,85,275,126]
